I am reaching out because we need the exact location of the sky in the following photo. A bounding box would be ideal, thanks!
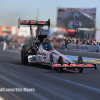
[0,0,100,29]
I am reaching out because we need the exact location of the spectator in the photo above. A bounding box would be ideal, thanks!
[82,38,86,44]
[91,40,94,45]
[96,41,99,46]
[6,36,11,45]
[86,40,89,45]
[63,37,68,49]
[0,36,4,42]
[76,38,79,44]
[93,39,96,45]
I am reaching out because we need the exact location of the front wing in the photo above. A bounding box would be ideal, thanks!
[53,64,97,70]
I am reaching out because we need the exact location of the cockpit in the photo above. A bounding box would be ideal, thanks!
[42,43,54,51]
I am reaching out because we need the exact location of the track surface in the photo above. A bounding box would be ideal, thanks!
[57,49,100,59]
[0,50,100,100]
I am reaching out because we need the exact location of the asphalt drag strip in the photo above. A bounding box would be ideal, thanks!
[0,50,100,100]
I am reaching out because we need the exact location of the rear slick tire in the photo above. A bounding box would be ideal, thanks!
[21,45,31,64]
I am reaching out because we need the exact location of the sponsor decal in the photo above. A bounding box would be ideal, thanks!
[38,52,46,59]
[20,21,47,25]
[76,46,79,49]
[0,26,11,35]
[29,56,37,61]
[72,45,89,50]
[28,55,37,62]
[72,45,77,49]
[54,64,94,67]
[81,46,89,50]
[38,52,46,56]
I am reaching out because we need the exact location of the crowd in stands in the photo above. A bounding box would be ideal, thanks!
[63,37,100,45]
[51,36,100,49]
[0,35,100,50]
[0,35,30,50]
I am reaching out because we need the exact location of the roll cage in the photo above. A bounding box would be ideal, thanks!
[18,18,50,54]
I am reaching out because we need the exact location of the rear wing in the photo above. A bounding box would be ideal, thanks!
[18,18,50,29]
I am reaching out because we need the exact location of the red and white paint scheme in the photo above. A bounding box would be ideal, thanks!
[28,42,97,71]
[28,42,74,65]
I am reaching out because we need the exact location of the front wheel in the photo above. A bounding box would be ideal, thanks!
[50,54,54,68]
[58,56,63,72]
[78,56,83,73]
[78,68,83,73]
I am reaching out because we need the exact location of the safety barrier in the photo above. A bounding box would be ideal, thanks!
[67,44,100,52]
[0,42,7,50]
